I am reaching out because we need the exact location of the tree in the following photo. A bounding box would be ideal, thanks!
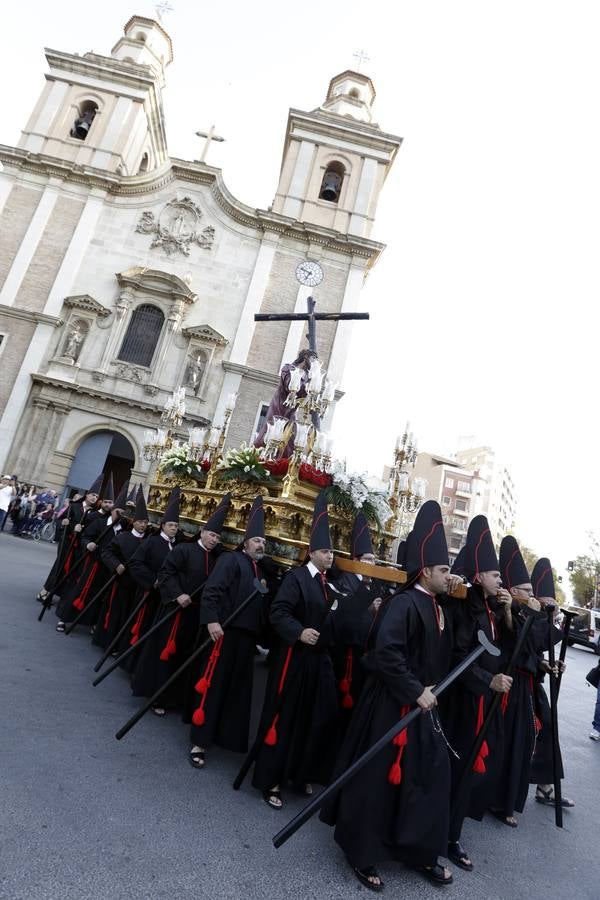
[569,555,599,607]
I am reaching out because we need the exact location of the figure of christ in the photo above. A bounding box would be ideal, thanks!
[253,349,316,454]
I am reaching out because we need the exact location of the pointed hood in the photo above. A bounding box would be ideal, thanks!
[161,486,180,524]
[451,546,467,578]
[350,512,373,558]
[309,491,332,552]
[103,473,115,503]
[405,500,448,575]
[204,492,231,534]
[114,480,129,510]
[531,557,556,600]
[134,484,149,521]
[87,472,104,496]
[244,496,265,540]
[499,535,530,589]
[127,484,137,506]
[465,514,499,582]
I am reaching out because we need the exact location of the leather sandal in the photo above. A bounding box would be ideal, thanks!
[262,789,283,809]
[447,841,473,871]
[351,865,384,892]
[188,747,205,769]
[535,786,575,808]
[490,809,518,827]
[412,863,453,885]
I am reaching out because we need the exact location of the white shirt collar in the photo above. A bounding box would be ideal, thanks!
[197,539,207,551]
[415,582,435,598]
[306,560,322,578]
[132,529,144,538]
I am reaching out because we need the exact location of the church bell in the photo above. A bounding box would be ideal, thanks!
[71,108,96,140]
[319,171,343,202]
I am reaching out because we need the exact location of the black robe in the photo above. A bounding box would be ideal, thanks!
[43,502,100,595]
[92,530,146,651]
[330,571,379,728]
[130,540,219,707]
[529,618,565,785]
[251,566,349,793]
[56,515,121,626]
[440,587,506,841]
[184,551,269,752]
[124,532,177,667]
[493,604,547,816]
[320,586,453,871]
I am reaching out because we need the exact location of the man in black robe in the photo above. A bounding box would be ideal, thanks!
[131,490,230,714]
[38,473,103,604]
[55,476,121,632]
[93,486,150,652]
[252,492,349,810]
[321,500,456,890]
[185,495,269,768]
[441,515,514,872]
[491,535,546,827]
[529,557,574,809]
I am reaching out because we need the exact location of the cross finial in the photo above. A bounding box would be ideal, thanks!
[155,1,174,23]
[194,125,226,163]
[353,49,371,72]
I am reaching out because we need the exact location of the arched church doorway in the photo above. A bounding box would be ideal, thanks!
[65,430,135,498]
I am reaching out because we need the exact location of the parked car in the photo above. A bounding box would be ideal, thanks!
[567,606,600,654]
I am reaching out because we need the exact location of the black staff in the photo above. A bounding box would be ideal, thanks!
[93,590,150,673]
[37,522,71,621]
[272,630,499,849]
[451,612,535,818]
[65,537,148,636]
[115,578,269,741]
[92,602,181,687]
[546,606,563,827]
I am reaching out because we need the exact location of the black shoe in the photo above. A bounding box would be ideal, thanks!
[447,841,473,871]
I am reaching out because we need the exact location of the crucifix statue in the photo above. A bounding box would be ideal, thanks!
[195,125,225,163]
[352,49,371,72]
[253,261,369,449]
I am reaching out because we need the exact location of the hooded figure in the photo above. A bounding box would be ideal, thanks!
[133,485,149,522]
[113,480,129,513]
[161,487,181,525]
[499,535,530,590]
[320,497,455,888]
[350,512,373,559]
[102,473,115,504]
[204,492,232,534]
[184,492,268,765]
[309,490,332,551]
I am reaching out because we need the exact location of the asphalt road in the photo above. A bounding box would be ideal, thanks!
[1,532,599,900]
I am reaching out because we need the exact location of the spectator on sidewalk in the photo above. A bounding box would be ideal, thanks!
[0,476,16,531]
[589,660,600,741]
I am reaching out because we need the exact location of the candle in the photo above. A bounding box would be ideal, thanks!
[295,422,311,450]
[208,426,221,448]
[322,380,336,402]
[288,367,304,392]
[398,472,409,492]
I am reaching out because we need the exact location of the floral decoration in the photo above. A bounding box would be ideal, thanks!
[158,443,207,481]
[326,461,393,531]
[299,463,332,488]
[216,443,270,483]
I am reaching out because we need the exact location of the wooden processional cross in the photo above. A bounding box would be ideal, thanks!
[254,297,369,428]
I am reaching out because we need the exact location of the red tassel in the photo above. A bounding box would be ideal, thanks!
[159,648,170,662]
[195,677,209,695]
[192,707,205,726]
[264,725,277,746]
[73,596,85,611]
[339,678,350,694]
[480,739,489,759]
[534,715,542,734]
[501,692,509,714]
[341,693,354,709]
[393,728,408,747]
[473,755,486,774]
[130,635,138,646]
[387,761,402,785]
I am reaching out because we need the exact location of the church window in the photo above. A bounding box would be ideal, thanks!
[252,402,270,442]
[0,333,6,358]
[118,304,164,367]
[319,161,345,203]
[70,100,98,141]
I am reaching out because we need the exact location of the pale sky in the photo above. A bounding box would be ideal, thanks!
[2,1,598,592]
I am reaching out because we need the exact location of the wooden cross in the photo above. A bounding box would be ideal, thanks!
[195,125,225,163]
[255,297,368,430]
[254,297,369,356]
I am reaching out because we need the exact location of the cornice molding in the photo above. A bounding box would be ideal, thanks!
[0,147,384,263]
[63,294,111,317]
[182,324,228,346]
[116,267,197,304]
[0,304,63,328]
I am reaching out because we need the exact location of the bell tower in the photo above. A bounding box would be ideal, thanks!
[17,15,173,176]
[272,71,402,238]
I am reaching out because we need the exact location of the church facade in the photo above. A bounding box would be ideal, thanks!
[0,15,401,494]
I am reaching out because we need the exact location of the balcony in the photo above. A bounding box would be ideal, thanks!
[453,506,469,516]
[455,489,471,499]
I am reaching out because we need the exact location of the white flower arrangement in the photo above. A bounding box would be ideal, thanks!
[216,443,270,482]
[328,459,393,530]
[159,442,195,475]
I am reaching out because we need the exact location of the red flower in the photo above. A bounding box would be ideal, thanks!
[299,463,331,487]
[201,460,211,472]
[264,458,289,477]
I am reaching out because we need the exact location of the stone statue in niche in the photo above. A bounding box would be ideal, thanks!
[184,349,207,396]
[62,324,85,361]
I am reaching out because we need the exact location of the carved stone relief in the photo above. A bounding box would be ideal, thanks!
[135,197,216,256]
